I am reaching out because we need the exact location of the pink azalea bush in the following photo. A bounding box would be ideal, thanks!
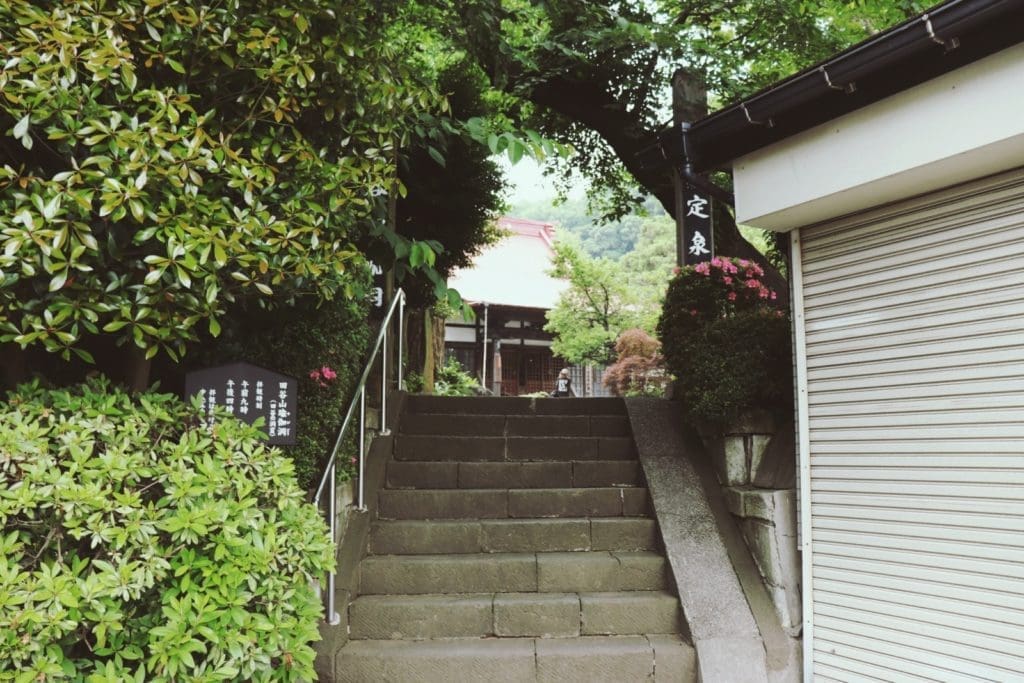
[309,365,338,387]
[657,257,792,423]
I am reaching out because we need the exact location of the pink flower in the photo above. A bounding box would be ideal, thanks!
[694,262,710,276]
[672,266,681,276]
[321,366,337,381]
[727,292,737,301]
[738,259,749,267]
[770,291,777,301]
[726,262,738,274]
[722,276,732,285]
[690,309,698,316]
[309,369,321,381]
[758,287,769,299]
[746,279,760,289]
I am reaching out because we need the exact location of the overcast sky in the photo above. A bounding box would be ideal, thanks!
[497,157,586,207]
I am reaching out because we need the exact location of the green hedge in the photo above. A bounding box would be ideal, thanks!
[657,257,792,423]
[0,379,332,681]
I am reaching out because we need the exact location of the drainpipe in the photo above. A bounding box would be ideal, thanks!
[481,302,489,389]
[679,122,735,207]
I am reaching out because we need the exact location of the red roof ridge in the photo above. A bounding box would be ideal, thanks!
[496,216,556,243]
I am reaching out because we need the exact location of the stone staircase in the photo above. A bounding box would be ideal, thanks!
[334,396,695,682]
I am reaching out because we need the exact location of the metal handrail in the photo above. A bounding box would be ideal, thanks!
[313,288,405,624]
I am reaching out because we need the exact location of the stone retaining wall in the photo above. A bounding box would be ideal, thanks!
[698,413,802,635]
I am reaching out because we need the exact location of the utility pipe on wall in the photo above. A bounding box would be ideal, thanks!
[481,302,489,388]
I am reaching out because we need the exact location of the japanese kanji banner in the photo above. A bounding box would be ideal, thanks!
[682,186,714,265]
[185,362,298,445]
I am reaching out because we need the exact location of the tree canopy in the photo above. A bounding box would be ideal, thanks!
[0,0,447,381]
[0,0,925,385]
[428,0,923,275]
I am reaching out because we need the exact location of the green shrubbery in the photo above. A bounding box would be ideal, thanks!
[658,257,792,423]
[0,379,332,682]
[435,358,483,396]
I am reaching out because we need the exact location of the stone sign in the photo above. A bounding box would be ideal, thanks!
[184,362,298,445]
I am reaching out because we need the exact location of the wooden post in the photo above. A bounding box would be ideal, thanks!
[671,69,708,266]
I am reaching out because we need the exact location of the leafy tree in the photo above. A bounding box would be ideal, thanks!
[618,214,676,320]
[430,1,921,283]
[0,0,444,388]
[544,238,643,365]
[392,58,506,308]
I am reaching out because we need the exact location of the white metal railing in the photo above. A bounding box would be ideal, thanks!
[313,288,405,624]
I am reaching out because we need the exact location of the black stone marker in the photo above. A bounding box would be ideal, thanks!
[184,362,298,445]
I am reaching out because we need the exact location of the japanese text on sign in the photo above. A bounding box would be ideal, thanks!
[184,363,297,445]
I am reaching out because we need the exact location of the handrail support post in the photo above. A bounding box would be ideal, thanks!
[380,332,390,436]
[398,292,405,390]
[326,461,340,625]
[358,386,366,511]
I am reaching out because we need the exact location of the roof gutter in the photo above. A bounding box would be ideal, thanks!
[685,0,1024,172]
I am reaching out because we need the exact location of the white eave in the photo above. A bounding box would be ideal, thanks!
[733,42,1024,232]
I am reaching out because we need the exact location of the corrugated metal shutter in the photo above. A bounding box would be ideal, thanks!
[798,167,1024,682]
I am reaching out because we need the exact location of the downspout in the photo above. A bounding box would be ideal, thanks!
[679,122,735,207]
[481,303,489,393]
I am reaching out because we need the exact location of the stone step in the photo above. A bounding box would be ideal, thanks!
[394,435,637,462]
[358,551,670,595]
[400,413,632,438]
[369,518,659,555]
[405,395,627,416]
[348,590,682,640]
[386,459,643,490]
[335,635,695,683]
[377,487,650,520]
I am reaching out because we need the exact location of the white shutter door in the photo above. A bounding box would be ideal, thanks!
[799,167,1024,682]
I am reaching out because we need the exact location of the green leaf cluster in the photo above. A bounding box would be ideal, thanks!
[0,378,333,681]
[0,0,444,363]
[543,238,646,365]
[434,358,482,397]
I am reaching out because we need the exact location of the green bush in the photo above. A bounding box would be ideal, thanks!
[175,293,371,490]
[434,358,481,396]
[0,379,332,682]
[657,257,792,423]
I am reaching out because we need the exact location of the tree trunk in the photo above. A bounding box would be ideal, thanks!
[431,314,446,373]
[0,343,28,391]
[422,311,435,393]
[124,345,152,394]
[406,307,426,375]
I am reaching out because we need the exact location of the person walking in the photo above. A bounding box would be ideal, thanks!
[550,368,573,397]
